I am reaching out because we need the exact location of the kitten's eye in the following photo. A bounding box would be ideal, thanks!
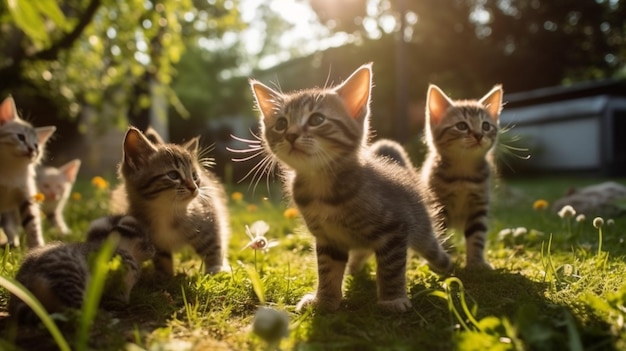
[166,171,180,180]
[308,113,325,127]
[482,121,491,131]
[274,117,288,131]
[17,134,26,141]
[455,122,468,131]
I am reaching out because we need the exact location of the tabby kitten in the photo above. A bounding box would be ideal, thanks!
[9,215,155,323]
[37,159,81,234]
[0,96,56,248]
[249,63,451,313]
[420,84,503,269]
[115,127,230,276]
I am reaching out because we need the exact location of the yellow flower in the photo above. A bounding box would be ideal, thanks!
[72,192,82,201]
[533,199,548,211]
[247,204,258,212]
[283,208,299,219]
[91,176,109,190]
[33,192,45,203]
[231,192,244,202]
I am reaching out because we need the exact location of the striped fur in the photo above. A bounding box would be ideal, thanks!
[250,64,451,313]
[113,127,230,276]
[9,215,154,323]
[420,84,503,269]
[0,96,55,248]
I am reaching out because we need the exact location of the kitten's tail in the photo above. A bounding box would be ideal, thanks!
[369,139,413,168]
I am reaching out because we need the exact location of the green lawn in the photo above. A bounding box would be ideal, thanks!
[1,176,625,351]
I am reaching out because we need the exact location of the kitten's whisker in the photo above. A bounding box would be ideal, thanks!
[231,133,262,144]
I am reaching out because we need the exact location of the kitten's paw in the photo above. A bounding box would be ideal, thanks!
[295,293,341,312]
[206,265,231,274]
[378,297,412,313]
[429,254,454,275]
[465,260,493,270]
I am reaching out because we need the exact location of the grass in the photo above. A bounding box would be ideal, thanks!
[0,175,625,350]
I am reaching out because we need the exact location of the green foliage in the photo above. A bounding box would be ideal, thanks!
[0,177,625,350]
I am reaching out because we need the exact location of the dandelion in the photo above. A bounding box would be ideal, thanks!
[231,192,244,202]
[72,192,82,201]
[497,228,512,241]
[243,220,278,252]
[32,192,45,203]
[607,219,615,226]
[533,199,549,211]
[513,227,528,238]
[593,217,604,229]
[575,214,586,223]
[91,176,109,190]
[557,205,576,219]
[593,217,605,257]
[283,207,299,219]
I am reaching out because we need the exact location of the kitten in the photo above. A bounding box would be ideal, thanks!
[114,127,230,276]
[8,215,155,323]
[420,84,503,269]
[0,96,56,248]
[37,159,81,234]
[248,63,451,313]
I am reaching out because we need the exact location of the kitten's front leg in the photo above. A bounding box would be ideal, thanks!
[0,211,21,247]
[464,212,493,270]
[296,239,347,312]
[20,200,44,248]
[50,211,70,235]
[375,235,411,313]
[153,250,175,277]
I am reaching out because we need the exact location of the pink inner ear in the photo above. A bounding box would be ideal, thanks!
[427,86,452,126]
[335,66,372,119]
[0,97,16,124]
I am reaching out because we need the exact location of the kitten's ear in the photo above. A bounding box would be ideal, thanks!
[35,126,56,145]
[182,137,200,154]
[0,96,18,125]
[59,159,81,182]
[144,126,165,144]
[426,85,453,126]
[123,127,157,168]
[334,63,372,120]
[479,85,503,121]
[250,80,281,121]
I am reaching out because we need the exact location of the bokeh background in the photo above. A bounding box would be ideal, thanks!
[1,0,624,179]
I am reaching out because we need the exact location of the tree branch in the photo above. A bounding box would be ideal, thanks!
[31,0,102,61]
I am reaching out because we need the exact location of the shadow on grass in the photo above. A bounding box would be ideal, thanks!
[298,266,615,351]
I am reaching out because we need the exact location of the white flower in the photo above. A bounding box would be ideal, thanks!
[607,219,615,226]
[498,228,513,240]
[558,205,576,219]
[513,227,528,237]
[593,217,604,229]
[575,214,586,223]
[243,220,279,252]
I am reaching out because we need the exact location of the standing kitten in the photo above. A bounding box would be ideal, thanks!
[249,63,451,313]
[0,96,56,248]
[37,159,81,234]
[115,127,230,276]
[8,215,155,323]
[420,84,503,269]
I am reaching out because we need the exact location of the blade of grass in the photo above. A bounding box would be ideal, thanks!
[76,233,119,351]
[0,275,71,351]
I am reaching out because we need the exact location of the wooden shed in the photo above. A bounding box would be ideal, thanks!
[500,79,626,176]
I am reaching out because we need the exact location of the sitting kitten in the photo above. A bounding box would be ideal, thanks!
[0,96,56,248]
[8,215,155,323]
[420,84,503,269]
[113,127,230,276]
[37,159,81,234]
[248,63,451,313]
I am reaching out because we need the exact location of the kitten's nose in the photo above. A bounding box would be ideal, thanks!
[473,133,483,142]
[285,133,298,144]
